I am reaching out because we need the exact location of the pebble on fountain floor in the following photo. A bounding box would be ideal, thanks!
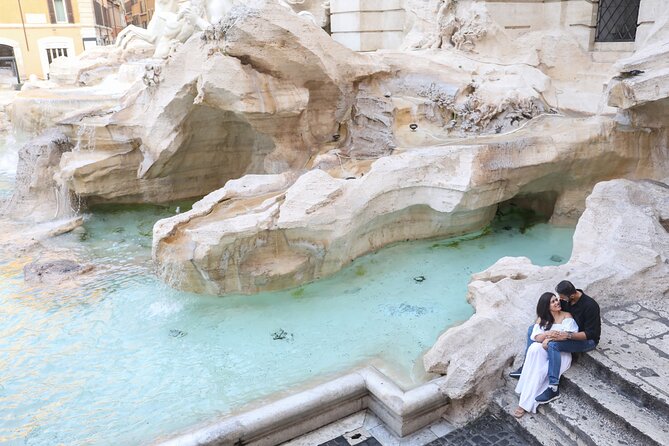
[23,259,93,283]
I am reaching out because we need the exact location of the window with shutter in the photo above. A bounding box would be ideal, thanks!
[65,0,75,23]
[52,0,68,23]
[46,0,56,23]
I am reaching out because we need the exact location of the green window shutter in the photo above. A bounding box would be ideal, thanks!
[65,0,75,23]
[47,0,56,23]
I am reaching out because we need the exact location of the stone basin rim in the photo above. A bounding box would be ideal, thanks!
[154,365,450,446]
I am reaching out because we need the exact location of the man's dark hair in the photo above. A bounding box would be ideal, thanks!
[555,280,577,296]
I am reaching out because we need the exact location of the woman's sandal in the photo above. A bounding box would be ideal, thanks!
[513,407,526,418]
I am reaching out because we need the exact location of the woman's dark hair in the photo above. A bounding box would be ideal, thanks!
[555,280,576,297]
[536,292,556,331]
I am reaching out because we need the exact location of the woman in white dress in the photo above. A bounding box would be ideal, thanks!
[514,292,578,417]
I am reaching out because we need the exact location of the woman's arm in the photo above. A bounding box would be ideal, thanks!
[530,322,547,342]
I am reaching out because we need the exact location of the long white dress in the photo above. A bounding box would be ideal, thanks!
[515,318,579,413]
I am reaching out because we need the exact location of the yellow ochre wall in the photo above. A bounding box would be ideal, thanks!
[0,0,86,80]
[4,0,82,22]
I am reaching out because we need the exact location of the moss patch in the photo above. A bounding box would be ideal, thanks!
[290,287,305,298]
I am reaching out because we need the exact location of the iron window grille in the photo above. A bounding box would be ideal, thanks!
[595,0,641,42]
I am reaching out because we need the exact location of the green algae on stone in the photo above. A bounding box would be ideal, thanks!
[291,287,305,298]
[430,226,492,250]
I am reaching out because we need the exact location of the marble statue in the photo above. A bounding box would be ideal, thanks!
[116,0,180,51]
[205,0,236,23]
[116,0,332,58]
[117,0,234,58]
[278,0,330,27]
[426,0,458,49]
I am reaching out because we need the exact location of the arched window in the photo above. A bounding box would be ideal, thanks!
[0,44,19,84]
[0,45,14,58]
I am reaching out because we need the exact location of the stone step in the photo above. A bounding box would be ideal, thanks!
[574,353,669,436]
[585,348,669,410]
[541,380,654,446]
[561,360,668,445]
[492,388,579,446]
[493,305,669,446]
[495,372,657,446]
[592,312,669,410]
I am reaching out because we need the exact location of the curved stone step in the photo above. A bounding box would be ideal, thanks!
[566,355,669,445]
[586,318,669,411]
[561,366,666,445]
[492,386,579,446]
[495,373,657,446]
[539,382,655,446]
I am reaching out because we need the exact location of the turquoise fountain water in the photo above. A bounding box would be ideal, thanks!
[0,136,574,445]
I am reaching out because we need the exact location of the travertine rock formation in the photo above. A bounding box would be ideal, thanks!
[52,2,381,204]
[3,130,78,223]
[0,91,15,136]
[403,0,626,115]
[7,0,669,298]
[153,116,668,294]
[607,8,669,128]
[423,178,669,410]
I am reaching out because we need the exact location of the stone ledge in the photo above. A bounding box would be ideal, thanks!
[155,367,450,446]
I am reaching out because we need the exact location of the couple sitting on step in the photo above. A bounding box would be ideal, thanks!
[510,280,601,418]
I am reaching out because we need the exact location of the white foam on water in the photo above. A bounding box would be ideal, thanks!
[0,134,18,176]
[148,299,185,318]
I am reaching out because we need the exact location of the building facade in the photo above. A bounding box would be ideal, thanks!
[330,0,662,52]
[0,0,125,82]
[124,0,155,29]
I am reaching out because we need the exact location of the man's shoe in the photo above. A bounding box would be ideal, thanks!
[535,387,560,404]
[508,367,523,379]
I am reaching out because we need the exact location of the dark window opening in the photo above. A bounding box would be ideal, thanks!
[46,47,68,65]
[0,44,15,58]
[0,44,20,84]
[595,0,641,42]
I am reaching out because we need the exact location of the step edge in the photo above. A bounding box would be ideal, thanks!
[565,362,669,435]
[492,389,580,446]
[565,379,665,446]
[582,351,669,410]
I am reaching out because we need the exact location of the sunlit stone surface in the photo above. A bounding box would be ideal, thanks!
[5,1,668,296]
[1,1,668,440]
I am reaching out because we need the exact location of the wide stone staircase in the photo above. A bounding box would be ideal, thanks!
[493,301,669,446]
